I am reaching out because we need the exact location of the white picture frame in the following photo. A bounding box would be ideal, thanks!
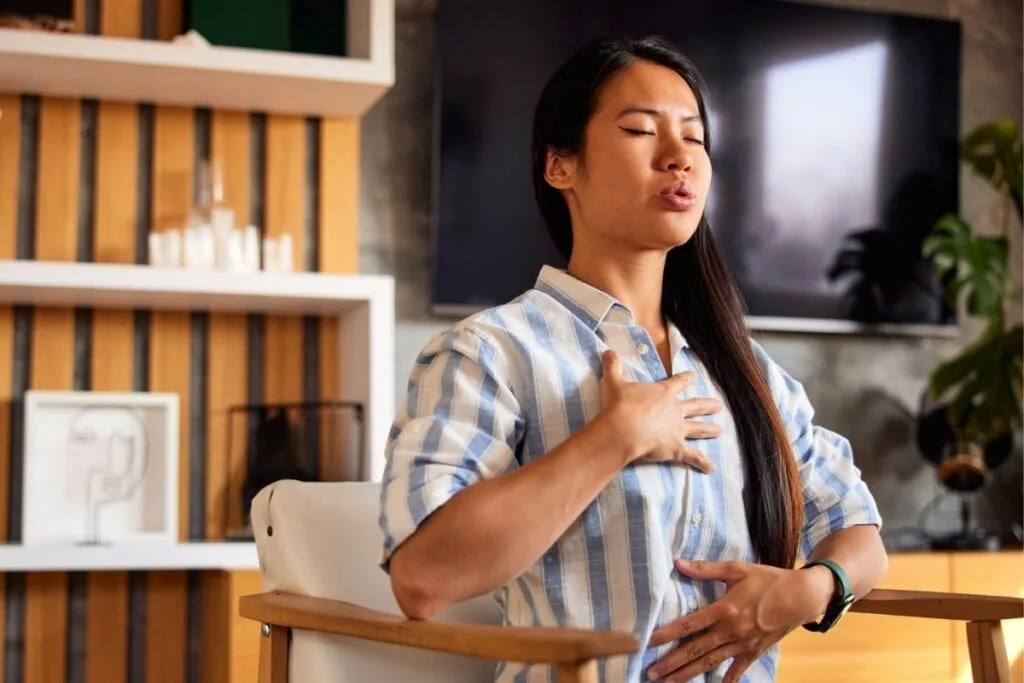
[22,390,180,546]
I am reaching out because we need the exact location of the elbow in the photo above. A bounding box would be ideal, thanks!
[874,530,890,580]
[389,550,447,620]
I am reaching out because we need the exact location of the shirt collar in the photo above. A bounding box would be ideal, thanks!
[534,265,690,348]
[535,265,624,330]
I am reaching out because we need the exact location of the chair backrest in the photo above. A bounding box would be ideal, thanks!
[251,479,503,682]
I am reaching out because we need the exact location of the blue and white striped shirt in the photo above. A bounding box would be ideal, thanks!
[379,265,882,683]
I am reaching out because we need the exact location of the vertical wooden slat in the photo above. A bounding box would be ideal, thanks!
[73,0,87,31]
[148,91,192,683]
[82,2,141,681]
[25,89,81,683]
[318,119,360,275]
[155,0,180,42]
[148,5,191,674]
[84,574,129,683]
[143,572,188,683]
[24,574,68,683]
[35,103,79,263]
[0,92,21,683]
[206,111,250,540]
[318,119,360,480]
[264,116,305,410]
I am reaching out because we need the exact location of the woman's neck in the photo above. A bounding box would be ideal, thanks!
[565,242,666,332]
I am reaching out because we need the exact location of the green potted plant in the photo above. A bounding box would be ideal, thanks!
[921,118,1023,491]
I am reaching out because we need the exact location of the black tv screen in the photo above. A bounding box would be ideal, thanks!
[430,0,962,335]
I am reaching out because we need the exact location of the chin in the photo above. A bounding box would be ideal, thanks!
[647,217,701,248]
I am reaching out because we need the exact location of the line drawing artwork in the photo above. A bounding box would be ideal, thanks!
[66,405,151,545]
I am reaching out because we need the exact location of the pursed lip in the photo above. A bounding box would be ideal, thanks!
[658,179,695,200]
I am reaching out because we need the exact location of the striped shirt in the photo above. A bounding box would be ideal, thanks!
[379,265,882,683]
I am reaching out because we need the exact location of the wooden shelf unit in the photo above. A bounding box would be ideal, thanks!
[0,0,394,117]
[0,259,396,486]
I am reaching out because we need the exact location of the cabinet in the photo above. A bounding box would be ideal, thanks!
[778,551,1024,683]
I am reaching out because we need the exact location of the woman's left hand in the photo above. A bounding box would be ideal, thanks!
[645,558,834,682]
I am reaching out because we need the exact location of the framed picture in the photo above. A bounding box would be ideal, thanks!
[22,390,180,546]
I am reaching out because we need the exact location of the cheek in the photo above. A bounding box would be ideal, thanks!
[696,158,713,194]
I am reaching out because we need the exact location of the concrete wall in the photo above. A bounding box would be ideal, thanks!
[360,0,1023,547]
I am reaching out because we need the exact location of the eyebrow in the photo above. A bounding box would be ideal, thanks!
[616,107,702,123]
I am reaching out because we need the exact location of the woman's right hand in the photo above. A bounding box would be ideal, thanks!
[598,349,723,473]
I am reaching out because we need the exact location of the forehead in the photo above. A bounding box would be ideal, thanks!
[594,61,701,119]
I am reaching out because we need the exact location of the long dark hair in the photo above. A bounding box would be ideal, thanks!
[531,35,804,569]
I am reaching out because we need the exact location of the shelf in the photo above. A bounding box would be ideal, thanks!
[0,541,259,571]
[0,259,393,315]
[0,258,396,483]
[0,0,394,117]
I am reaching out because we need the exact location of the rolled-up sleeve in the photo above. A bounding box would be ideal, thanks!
[752,341,883,560]
[378,324,523,571]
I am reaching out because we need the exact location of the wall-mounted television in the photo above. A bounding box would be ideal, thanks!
[429,0,963,336]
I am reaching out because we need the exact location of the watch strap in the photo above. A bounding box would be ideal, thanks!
[801,559,854,633]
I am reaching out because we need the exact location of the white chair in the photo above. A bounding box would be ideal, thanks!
[240,479,1022,683]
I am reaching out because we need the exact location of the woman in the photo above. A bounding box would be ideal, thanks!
[379,35,887,683]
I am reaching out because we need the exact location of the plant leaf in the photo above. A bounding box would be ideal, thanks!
[961,119,1023,218]
[922,215,1010,317]
[933,322,1024,442]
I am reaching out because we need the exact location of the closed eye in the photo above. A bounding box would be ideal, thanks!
[620,127,654,136]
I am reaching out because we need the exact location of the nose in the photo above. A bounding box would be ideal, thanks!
[660,140,693,174]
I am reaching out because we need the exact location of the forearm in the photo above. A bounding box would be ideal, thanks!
[389,411,632,619]
[801,524,889,613]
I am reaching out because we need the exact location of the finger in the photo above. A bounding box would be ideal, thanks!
[646,629,729,681]
[663,642,746,683]
[675,558,746,584]
[679,397,723,418]
[663,369,696,392]
[681,419,723,439]
[723,654,755,683]
[601,349,625,384]
[648,606,717,647]
[675,444,715,474]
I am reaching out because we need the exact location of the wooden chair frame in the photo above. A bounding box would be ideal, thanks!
[240,588,1023,683]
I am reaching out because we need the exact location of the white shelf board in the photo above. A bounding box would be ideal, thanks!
[0,258,397,482]
[0,1,394,118]
[0,542,259,571]
[0,259,394,316]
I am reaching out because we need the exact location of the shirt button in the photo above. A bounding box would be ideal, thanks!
[637,343,650,355]
[688,597,698,610]
[691,510,702,524]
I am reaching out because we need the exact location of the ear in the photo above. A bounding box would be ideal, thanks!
[543,147,577,191]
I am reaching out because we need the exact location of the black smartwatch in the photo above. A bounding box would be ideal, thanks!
[800,559,854,633]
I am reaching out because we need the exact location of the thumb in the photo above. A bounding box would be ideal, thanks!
[601,349,624,384]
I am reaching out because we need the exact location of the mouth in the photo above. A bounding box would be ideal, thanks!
[657,180,697,211]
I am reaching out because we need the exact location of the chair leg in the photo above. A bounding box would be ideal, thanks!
[258,623,289,683]
[555,660,598,683]
[965,620,1011,683]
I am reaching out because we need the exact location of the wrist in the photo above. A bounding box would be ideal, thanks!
[590,407,642,466]
[797,564,837,622]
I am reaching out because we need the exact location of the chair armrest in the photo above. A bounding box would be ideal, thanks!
[853,588,1024,622]
[239,591,639,664]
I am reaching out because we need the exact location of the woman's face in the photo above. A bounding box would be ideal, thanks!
[545,60,712,253]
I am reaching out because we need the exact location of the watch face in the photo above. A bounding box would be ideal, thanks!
[838,593,855,616]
